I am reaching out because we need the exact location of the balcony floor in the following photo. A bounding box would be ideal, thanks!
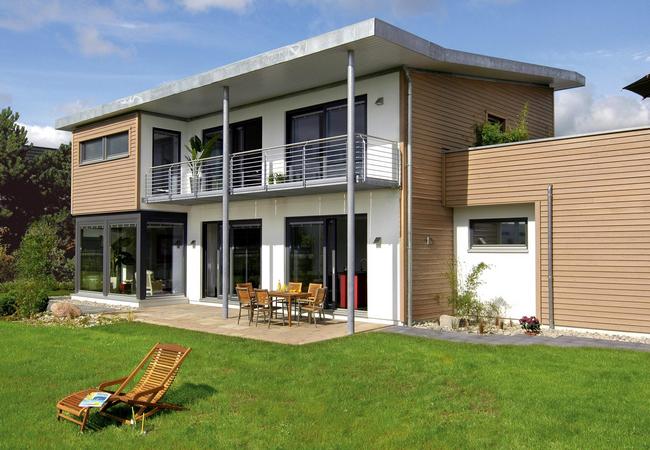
[144,177,399,205]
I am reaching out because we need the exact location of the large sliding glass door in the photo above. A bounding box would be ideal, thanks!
[79,225,104,292]
[286,215,367,310]
[145,223,185,296]
[203,220,262,298]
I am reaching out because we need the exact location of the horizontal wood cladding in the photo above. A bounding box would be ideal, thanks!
[445,127,650,333]
[71,113,139,215]
[408,72,554,321]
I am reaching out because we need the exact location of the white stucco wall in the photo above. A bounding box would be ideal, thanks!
[454,204,536,319]
[186,189,401,323]
[138,71,400,207]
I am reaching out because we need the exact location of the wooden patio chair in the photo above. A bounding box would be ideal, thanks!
[97,343,191,425]
[236,286,255,325]
[56,343,191,431]
[299,287,327,327]
[297,283,322,319]
[236,282,256,299]
[286,282,303,316]
[254,289,283,328]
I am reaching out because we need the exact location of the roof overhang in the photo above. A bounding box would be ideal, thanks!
[56,18,585,131]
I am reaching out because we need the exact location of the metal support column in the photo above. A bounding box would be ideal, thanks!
[346,50,355,335]
[222,86,230,319]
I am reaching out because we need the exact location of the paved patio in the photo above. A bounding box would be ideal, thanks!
[384,326,650,352]
[132,304,386,345]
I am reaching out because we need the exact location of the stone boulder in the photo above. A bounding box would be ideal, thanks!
[51,301,82,319]
[439,314,459,330]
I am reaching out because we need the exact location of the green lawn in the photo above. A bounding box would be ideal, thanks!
[1,321,649,449]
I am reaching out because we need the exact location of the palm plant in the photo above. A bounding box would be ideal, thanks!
[185,135,219,192]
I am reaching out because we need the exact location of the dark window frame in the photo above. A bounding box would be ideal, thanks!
[469,217,528,249]
[486,113,506,132]
[152,127,181,166]
[80,130,130,165]
[285,95,368,144]
[202,116,263,154]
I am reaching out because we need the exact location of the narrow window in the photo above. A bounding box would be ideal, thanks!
[469,217,527,248]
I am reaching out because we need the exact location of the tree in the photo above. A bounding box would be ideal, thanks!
[0,107,71,252]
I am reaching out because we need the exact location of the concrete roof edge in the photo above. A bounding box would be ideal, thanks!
[56,17,585,131]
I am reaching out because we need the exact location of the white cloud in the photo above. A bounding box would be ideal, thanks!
[19,123,71,148]
[285,0,443,15]
[76,26,131,57]
[555,87,650,136]
[177,0,252,12]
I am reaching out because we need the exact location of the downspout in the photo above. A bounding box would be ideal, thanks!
[404,67,413,327]
[547,184,554,329]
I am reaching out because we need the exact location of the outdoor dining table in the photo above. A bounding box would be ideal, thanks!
[269,291,310,327]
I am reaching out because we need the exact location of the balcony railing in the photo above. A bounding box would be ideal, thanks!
[144,134,400,203]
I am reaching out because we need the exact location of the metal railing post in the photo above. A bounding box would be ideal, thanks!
[302,144,307,187]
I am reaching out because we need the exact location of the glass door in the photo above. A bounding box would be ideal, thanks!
[287,215,367,310]
[287,220,325,285]
[203,220,262,298]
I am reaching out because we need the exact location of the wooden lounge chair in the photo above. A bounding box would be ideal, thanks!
[98,343,191,425]
[56,343,191,431]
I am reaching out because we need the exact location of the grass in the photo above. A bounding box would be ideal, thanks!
[1,321,649,449]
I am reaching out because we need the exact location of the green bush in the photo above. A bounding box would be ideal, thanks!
[13,214,72,287]
[447,261,489,321]
[474,104,529,146]
[0,279,49,317]
[0,243,14,283]
[0,292,16,316]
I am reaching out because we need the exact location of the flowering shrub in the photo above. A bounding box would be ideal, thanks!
[519,316,541,334]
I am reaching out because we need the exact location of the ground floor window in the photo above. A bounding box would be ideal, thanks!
[469,217,528,248]
[109,224,137,295]
[80,225,104,292]
[76,212,186,300]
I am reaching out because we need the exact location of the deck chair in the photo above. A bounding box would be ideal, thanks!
[97,343,191,425]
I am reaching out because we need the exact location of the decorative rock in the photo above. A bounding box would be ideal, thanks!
[50,302,82,319]
[439,315,459,330]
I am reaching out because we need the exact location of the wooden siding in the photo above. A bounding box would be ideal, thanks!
[409,71,554,320]
[71,113,140,215]
[445,127,650,334]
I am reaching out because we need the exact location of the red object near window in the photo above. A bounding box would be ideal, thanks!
[338,274,359,309]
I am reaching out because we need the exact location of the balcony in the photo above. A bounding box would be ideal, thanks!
[144,134,400,204]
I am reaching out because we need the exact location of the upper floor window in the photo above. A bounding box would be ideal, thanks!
[80,131,129,163]
[469,217,527,248]
[486,113,506,132]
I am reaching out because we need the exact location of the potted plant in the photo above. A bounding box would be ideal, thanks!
[185,135,218,193]
[267,172,286,185]
[519,315,541,335]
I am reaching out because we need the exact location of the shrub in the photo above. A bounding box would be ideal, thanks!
[482,297,509,319]
[0,292,16,316]
[14,214,72,287]
[0,279,49,317]
[474,104,529,146]
[0,227,14,283]
[447,261,489,321]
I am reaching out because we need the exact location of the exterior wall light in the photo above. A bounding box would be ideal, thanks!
[373,236,382,247]
[375,97,384,105]
[425,235,433,246]
[190,240,196,248]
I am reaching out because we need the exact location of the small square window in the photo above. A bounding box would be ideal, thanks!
[106,132,129,158]
[487,114,506,131]
[81,138,103,162]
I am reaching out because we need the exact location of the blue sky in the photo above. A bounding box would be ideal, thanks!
[1,0,649,146]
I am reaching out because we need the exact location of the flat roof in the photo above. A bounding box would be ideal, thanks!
[56,18,585,131]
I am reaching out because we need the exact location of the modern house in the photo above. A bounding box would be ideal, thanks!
[57,18,650,335]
